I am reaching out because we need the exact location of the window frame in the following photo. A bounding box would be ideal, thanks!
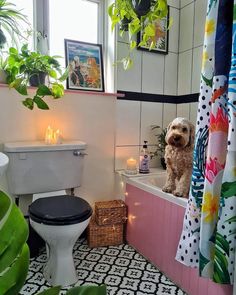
[34,0,104,55]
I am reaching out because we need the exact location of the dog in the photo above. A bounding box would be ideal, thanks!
[162,117,195,198]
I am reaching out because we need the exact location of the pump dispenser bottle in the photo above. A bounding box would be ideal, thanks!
[139,140,150,173]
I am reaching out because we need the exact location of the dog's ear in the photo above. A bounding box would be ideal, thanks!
[188,122,195,148]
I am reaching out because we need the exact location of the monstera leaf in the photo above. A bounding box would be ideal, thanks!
[0,190,30,295]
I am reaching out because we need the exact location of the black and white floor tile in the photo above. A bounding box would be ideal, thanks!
[20,239,187,295]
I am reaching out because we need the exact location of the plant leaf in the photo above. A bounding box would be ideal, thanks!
[51,83,64,98]
[36,85,52,96]
[33,96,49,110]
[58,67,69,82]
[221,181,236,198]
[10,78,27,95]
[36,286,61,295]
[22,98,34,110]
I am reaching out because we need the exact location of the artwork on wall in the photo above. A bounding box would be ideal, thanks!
[137,6,169,54]
[65,39,105,92]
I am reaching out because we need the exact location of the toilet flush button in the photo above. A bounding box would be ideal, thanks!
[19,153,27,160]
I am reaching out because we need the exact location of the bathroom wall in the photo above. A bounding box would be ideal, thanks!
[178,0,208,95]
[0,87,117,212]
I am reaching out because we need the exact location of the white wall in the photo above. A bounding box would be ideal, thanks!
[178,0,207,95]
[117,0,180,95]
[0,87,116,212]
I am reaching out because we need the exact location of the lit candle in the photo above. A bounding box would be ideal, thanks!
[53,129,62,144]
[45,126,53,145]
[126,158,137,175]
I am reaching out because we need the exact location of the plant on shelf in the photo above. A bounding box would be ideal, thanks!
[151,125,167,169]
[0,189,107,295]
[0,0,30,49]
[108,0,169,70]
[4,44,69,110]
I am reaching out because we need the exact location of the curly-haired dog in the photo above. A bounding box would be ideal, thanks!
[162,117,195,198]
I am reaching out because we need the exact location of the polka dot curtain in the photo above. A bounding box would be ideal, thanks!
[176,0,236,284]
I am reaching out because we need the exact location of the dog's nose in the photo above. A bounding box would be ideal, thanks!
[174,135,181,141]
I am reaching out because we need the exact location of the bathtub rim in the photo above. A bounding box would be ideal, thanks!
[125,173,188,208]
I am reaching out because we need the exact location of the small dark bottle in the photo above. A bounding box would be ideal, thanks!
[139,140,150,174]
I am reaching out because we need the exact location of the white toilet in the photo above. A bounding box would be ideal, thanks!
[4,141,93,287]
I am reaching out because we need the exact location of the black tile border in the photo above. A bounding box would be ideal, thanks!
[117,91,199,104]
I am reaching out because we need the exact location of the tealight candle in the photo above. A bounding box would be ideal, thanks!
[53,129,62,144]
[126,158,137,175]
[45,125,53,145]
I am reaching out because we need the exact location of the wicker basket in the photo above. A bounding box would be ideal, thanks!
[95,200,127,226]
[87,216,124,248]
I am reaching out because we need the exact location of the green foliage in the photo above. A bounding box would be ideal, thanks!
[4,44,68,110]
[0,0,30,48]
[108,0,168,69]
[150,125,167,158]
[0,190,30,295]
[221,181,236,199]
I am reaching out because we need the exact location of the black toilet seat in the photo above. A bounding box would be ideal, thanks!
[29,195,93,226]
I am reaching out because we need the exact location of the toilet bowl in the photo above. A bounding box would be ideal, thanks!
[29,195,92,286]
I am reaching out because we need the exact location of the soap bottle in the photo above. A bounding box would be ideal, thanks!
[139,140,150,174]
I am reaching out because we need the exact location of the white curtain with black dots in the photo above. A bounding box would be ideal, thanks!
[176,0,236,284]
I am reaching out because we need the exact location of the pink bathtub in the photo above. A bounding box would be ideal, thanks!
[125,173,233,295]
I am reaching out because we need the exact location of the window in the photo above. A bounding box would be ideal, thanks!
[5,0,34,50]
[49,0,99,61]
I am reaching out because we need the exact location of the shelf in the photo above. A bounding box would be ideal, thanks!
[0,83,125,98]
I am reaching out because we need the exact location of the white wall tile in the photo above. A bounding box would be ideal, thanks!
[179,3,194,52]
[178,50,193,95]
[168,0,180,8]
[194,0,207,47]
[115,146,140,170]
[116,100,141,146]
[117,42,142,91]
[163,103,177,127]
[164,53,178,95]
[192,46,203,93]
[189,102,199,125]
[142,52,164,94]
[176,103,190,119]
[140,102,163,145]
[169,7,179,53]
[180,0,193,8]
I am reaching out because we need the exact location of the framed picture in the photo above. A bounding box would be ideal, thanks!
[137,7,169,54]
[65,39,105,92]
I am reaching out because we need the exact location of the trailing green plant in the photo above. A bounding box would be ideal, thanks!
[108,0,169,70]
[4,44,69,110]
[0,190,107,295]
[0,0,30,49]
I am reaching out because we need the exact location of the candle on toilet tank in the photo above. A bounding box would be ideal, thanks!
[45,126,53,145]
[54,129,62,144]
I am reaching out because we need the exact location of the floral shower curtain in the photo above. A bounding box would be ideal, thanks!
[176,0,236,284]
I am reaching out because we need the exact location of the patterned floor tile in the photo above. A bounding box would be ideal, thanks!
[19,239,187,295]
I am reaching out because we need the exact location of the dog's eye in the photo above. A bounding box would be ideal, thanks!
[182,127,187,132]
[172,126,176,130]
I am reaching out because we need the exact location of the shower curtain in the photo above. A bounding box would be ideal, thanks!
[176,0,236,284]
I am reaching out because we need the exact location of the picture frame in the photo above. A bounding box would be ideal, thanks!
[137,6,169,54]
[65,39,105,92]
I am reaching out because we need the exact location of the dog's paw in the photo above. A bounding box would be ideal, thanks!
[173,190,189,198]
[173,190,184,198]
[162,186,173,194]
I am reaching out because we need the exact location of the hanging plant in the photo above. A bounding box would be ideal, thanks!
[0,0,30,49]
[108,0,170,70]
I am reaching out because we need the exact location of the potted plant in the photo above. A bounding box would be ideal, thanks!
[108,0,169,70]
[4,44,69,110]
[0,189,107,295]
[151,125,167,169]
[0,0,30,49]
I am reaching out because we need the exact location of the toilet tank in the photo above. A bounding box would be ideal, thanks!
[4,141,87,195]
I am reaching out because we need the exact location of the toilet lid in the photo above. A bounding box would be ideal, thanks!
[29,195,92,225]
